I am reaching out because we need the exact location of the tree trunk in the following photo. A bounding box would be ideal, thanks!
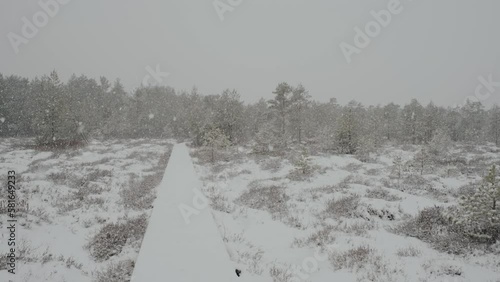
[211,145,214,163]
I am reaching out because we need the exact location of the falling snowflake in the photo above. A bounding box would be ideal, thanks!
[0,117,5,123]
[173,116,177,121]
[149,114,154,119]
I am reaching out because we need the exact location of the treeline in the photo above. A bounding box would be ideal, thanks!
[1,71,500,152]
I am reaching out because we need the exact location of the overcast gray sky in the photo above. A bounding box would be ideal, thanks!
[1,0,499,106]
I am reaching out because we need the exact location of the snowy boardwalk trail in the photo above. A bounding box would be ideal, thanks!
[132,144,235,282]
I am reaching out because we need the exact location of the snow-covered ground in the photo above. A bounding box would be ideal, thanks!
[0,138,173,281]
[1,139,499,281]
[191,144,500,282]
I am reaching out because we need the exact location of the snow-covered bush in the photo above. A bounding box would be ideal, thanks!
[330,245,399,281]
[258,157,282,172]
[237,185,289,220]
[322,194,361,219]
[401,174,432,192]
[365,187,402,202]
[454,165,500,242]
[396,206,481,254]
[269,264,294,282]
[294,225,336,248]
[95,259,135,282]
[205,186,234,213]
[120,172,163,210]
[288,148,316,180]
[87,214,148,262]
[332,220,376,236]
[396,246,421,257]
[330,245,376,270]
[294,149,313,175]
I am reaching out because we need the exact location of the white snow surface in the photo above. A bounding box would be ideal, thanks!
[132,143,237,282]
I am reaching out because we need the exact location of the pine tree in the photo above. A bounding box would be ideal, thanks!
[456,165,500,242]
[401,99,425,144]
[392,153,405,188]
[336,101,362,154]
[428,129,452,156]
[289,84,311,144]
[294,148,313,175]
[356,135,375,162]
[268,82,293,149]
[253,122,277,154]
[32,70,83,147]
[489,105,500,146]
[413,148,431,175]
[203,126,231,163]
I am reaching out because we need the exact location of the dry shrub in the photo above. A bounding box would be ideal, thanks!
[259,157,283,172]
[367,206,396,221]
[330,246,398,281]
[205,186,233,213]
[401,174,432,191]
[395,206,485,254]
[95,259,135,282]
[342,162,364,172]
[269,264,294,282]
[365,187,402,202]
[323,194,361,219]
[396,246,421,257]
[300,225,336,247]
[237,185,289,220]
[330,245,377,270]
[87,214,148,262]
[120,172,163,210]
[332,220,376,236]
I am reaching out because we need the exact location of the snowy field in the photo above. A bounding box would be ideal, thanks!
[1,138,499,282]
[191,143,500,282]
[0,138,173,281]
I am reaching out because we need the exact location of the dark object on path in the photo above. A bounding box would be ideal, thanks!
[235,269,242,277]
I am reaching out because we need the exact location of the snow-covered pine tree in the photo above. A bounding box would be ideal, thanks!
[32,71,83,147]
[413,147,431,175]
[401,99,425,144]
[456,165,500,242]
[428,128,452,156]
[336,101,362,154]
[356,135,375,162]
[253,122,278,154]
[489,105,500,146]
[268,82,293,150]
[203,126,231,163]
[294,147,313,175]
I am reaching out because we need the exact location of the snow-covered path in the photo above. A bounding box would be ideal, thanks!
[131,144,236,282]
